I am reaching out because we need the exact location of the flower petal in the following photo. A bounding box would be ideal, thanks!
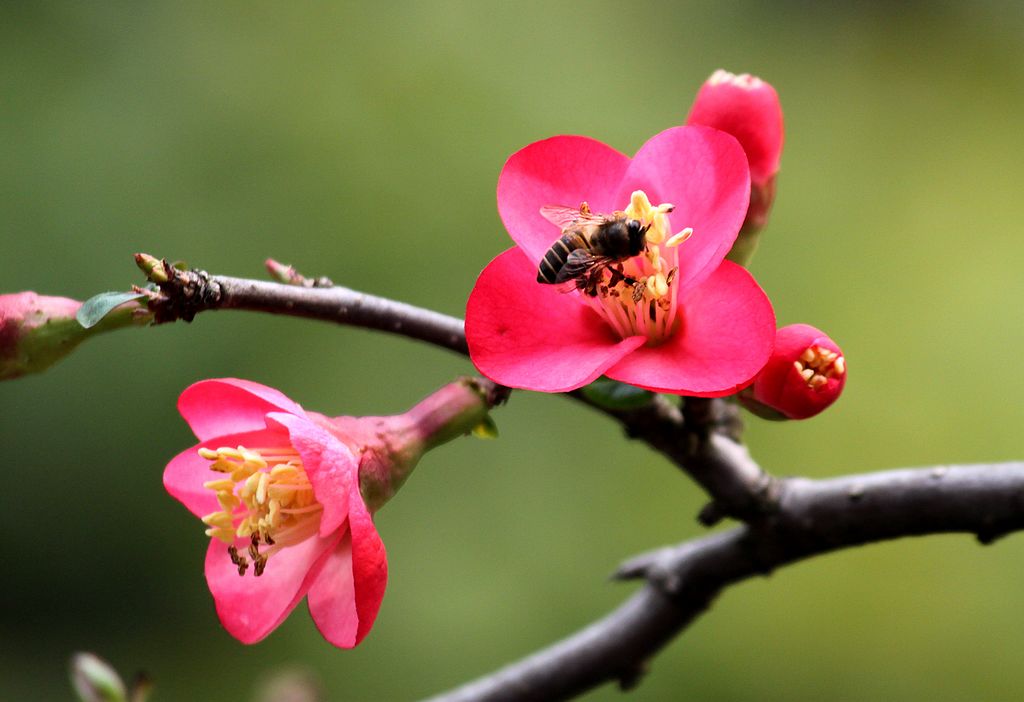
[497,135,630,266]
[307,536,358,647]
[205,529,342,644]
[267,412,358,538]
[614,126,750,292]
[178,378,307,441]
[164,427,287,519]
[466,247,646,392]
[606,261,774,396]
[309,490,388,647]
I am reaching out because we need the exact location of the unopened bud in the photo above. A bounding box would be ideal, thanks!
[70,652,127,702]
[686,69,784,263]
[133,253,169,283]
[0,290,149,381]
[265,258,300,284]
[739,324,846,420]
[1,292,85,380]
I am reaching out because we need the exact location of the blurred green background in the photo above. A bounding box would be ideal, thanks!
[3,2,1024,700]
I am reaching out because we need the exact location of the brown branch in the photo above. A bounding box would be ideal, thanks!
[136,259,771,517]
[131,260,1024,700]
[595,395,777,523]
[423,462,1024,702]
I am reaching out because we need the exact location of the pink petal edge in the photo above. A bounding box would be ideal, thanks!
[466,247,645,392]
[267,412,358,537]
[615,126,750,293]
[307,482,388,648]
[178,378,307,441]
[206,529,342,644]
[497,135,630,266]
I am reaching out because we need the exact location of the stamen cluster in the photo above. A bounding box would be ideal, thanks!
[199,445,322,576]
[586,190,692,346]
[795,346,845,390]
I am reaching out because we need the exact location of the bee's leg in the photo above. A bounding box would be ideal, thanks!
[607,267,624,287]
[611,263,639,288]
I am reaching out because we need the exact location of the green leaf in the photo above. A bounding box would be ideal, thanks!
[76,291,147,329]
[580,377,654,410]
[471,415,499,439]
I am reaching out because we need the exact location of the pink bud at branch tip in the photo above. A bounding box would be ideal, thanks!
[686,69,784,255]
[1,292,84,380]
[740,324,846,420]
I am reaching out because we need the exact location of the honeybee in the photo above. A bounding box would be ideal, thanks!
[535,203,649,296]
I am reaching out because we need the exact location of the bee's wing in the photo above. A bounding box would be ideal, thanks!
[540,204,609,230]
[554,249,605,285]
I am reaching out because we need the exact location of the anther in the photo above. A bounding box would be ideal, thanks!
[665,228,693,247]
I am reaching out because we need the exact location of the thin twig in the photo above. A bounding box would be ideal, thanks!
[423,462,1024,702]
[137,261,771,516]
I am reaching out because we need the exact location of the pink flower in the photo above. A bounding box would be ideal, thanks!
[164,379,387,648]
[465,126,775,396]
[1,292,84,380]
[740,324,847,420]
[686,70,784,232]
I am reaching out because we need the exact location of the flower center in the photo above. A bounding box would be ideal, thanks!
[581,190,693,346]
[794,346,845,390]
[199,445,323,577]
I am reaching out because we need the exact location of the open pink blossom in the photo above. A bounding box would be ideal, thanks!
[740,324,847,420]
[686,69,784,232]
[465,126,775,396]
[164,378,387,648]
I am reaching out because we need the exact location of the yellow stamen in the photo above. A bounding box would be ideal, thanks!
[203,479,235,492]
[666,228,693,247]
[205,527,235,544]
[795,347,846,390]
[197,444,323,578]
[202,512,234,529]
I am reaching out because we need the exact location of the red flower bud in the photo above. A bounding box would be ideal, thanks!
[686,70,784,235]
[0,292,84,380]
[741,324,846,420]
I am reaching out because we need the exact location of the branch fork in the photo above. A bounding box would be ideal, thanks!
[120,256,1024,701]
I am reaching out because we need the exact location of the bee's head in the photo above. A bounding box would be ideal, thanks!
[626,219,648,255]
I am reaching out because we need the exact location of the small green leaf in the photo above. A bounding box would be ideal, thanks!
[76,291,147,329]
[580,377,654,410]
[471,415,499,439]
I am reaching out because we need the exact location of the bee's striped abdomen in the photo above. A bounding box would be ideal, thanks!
[537,232,587,284]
